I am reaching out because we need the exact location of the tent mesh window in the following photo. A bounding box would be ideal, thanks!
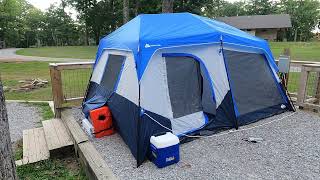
[100,54,125,91]
[165,56,202,118]
[84,81,99,101]
[223,50,284,116]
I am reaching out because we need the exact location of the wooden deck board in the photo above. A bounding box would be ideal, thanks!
[43,120,59,150]
[22,128,49,164]
[53,118,73,146]
[78,142,117,180]
[61,109,88,144]
[60,108,116,180]
[43,119,73,156]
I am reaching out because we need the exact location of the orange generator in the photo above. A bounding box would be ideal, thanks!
[89,106,114,138]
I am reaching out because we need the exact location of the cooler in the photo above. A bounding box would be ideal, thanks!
[150,132,180,168]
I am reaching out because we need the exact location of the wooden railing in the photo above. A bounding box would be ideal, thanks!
[297,64,320,111]
[49,62,94,117]
[49,60,320,117]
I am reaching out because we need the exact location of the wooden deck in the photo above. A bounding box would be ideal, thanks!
[17,118,74,166]
[61,109,117,180]
[42,118,73,154]
[16,108,116,179]
[21,128,50,164]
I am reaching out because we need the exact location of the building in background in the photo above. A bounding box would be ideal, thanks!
[216,14,292,41]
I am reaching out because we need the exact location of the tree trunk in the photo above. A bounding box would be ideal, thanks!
[123,0,130,23]
[162,0,174,13]
[0,80,17,180]
[85,23,89,46]
[134,0,140,16]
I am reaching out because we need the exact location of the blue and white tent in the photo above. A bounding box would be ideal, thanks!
[83,13,294,166]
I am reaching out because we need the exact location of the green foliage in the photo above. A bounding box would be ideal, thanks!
[174,0,207,15]
[278,0,320,41]
[0,0,39,47]
[68,0,124,45]
[42,4,80,46]
[14,139,23,160]
[17,158,87,180]
[245,0,278,15]
[203,0,320,41]
[0,0,81,47]
[1,0,319,47]
[25,102,54,121]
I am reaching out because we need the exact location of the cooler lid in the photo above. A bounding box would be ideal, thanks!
[150,132,179,149]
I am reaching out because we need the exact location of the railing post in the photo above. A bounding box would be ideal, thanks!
[283,48,291,87]
[49,63,64,118]
[297,65,309,108]
[314,72,320,103]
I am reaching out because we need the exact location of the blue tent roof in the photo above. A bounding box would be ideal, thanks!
[96,13,276,79]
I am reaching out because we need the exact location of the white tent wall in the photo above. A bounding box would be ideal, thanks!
[90,49,139,105]
[140,44,230,135]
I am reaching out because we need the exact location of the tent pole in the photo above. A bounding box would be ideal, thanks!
[136,57,141,167]
[220,39,239,130]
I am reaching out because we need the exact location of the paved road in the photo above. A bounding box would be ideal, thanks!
[0,48,93,62]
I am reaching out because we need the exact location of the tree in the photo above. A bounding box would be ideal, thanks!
[245,0,277,15]
[68,0,123,45]
[123,0,129,23]
[174,0,208,15]
[162,0,174,13]
[279,0,320,41]
[203,0,247,18]
[43,4,79,46]
[0,79,17,180]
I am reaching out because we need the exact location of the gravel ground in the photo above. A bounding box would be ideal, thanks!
[73,108,320,180]
[6,102,42,143]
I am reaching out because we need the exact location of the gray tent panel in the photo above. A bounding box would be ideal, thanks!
[224,50,284,116]
[100,54,125,91]
[165,56,202,118]
[200,64,216,115]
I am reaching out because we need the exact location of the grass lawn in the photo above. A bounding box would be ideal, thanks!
[1,61,52,100]
[1,61,91,101]
[16,46,97,59]
[17,158,87,180]
[269,42,320,61]
[14,42,320,61]
[23,102,55,128]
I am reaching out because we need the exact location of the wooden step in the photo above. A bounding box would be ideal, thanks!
[21,128,50,165]
[42,118,73,157]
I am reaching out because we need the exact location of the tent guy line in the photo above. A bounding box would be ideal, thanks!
[144,111,297,139]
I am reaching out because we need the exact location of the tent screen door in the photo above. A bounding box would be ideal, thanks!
[165,56,202,118]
